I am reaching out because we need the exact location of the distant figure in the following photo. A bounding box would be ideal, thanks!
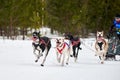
[106,14,120,60]
[109,14,120,40]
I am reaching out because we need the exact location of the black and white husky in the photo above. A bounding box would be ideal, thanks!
[55,38,71,66]
[95,31,108,64]
[32,31,51,66]
[64,33,82,62]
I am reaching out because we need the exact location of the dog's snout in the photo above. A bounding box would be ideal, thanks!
[98,34,101,37]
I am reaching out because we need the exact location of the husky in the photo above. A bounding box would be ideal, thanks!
[64,33,82,62]
[95,31,108,64]
[55,38,70,66]
[32,31,51,66]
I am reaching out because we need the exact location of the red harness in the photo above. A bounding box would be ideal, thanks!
[40,39,50,46]
[57,43,66,54]
[72,39,80,46]
[32,37,49,46]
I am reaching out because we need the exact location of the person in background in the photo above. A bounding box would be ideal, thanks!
[110,14,120,40]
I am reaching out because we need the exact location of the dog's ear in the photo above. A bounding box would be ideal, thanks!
[96,31,99,35]
[38,31,41,34]
[56,38,59,42]
[62,38,64,42]
[102,31,104,35]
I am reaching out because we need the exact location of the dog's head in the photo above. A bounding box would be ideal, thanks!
[32,31,40,39]
[97,31,104,38]
[56,38,64,47]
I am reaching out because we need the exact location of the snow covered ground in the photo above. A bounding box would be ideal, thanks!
[0,38,120,80]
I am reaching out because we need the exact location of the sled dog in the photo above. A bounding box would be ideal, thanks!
[32,31,51,66]
[95,31,108,64]
[55,38,70,66]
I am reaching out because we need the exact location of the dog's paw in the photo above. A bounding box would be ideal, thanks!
[74,58,77,62]
[41,64,44,67]
[95,54,97,56]
[70,55,73,57]
[101,62,104,64]
[66,63,68,65]
[57,58,60,63]
[61,64,64,66]
[40,54,43,57]
[79,47,82,50]
[35,60,38,62]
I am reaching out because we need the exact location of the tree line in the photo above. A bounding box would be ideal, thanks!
[0,0,120,39]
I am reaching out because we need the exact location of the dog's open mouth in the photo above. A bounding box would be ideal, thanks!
[98,35,102,38]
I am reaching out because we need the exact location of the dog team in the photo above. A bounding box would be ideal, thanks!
[32,31,109,66]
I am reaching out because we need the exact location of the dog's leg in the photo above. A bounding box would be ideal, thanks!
[33,48,39,62]
[75,47,79,62]
[35,51,40,62]
[58,54,62,63]
[100,53,105,64]
[72,46,76,58]
[38,49,43,57]
[61,53,65,66]
[56,51,60,63]
[41,50,48,66]
[66,51,70,65]
[70,45,73,57]
[101,51,107,64]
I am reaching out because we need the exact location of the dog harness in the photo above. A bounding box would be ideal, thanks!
[57,42,69,54]
[39,39,49,46]
[97,37,106,50]
[97,42,103,50]
[32,37,49,47]
[72,39,80,46]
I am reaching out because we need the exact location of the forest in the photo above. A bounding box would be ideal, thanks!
[0,0,120,39]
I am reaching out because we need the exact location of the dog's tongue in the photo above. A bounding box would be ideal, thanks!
[98,36,101,38]
[32,37,37,41]
[97,37,103,42]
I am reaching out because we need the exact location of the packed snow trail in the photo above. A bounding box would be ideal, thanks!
[0,39,120,80]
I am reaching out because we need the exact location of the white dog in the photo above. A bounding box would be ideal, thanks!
[95,31,108,64]
[55,38,71,66]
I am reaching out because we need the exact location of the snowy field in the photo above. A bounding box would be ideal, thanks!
[0,38,120,80]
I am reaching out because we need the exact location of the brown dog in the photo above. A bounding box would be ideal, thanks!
[95,31,108,64]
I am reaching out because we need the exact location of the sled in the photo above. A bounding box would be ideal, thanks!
[106,33,120,60]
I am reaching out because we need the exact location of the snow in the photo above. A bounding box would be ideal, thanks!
[0,38,120,80]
